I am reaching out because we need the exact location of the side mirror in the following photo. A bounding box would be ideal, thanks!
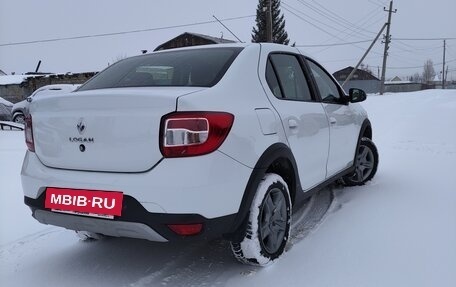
[348,88,367,103]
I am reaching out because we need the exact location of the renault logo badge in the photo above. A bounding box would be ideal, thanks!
[77,118,86,135]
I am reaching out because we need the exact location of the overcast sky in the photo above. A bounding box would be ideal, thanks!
[1,0,455,80]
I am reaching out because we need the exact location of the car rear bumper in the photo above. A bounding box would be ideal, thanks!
[21,151,252,219]
[25,194,237,241]
[21,150,252,241]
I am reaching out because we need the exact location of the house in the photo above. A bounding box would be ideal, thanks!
[332,66,380,94]
[383,75,439,93]
[0,69,6,76]
[154,32,236,51]
[390,76,402,82]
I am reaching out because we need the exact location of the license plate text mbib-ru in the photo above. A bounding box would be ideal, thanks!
[50,194,116,209]
[45,187,123,218]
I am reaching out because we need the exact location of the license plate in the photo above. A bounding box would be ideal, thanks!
[45,187,124,219]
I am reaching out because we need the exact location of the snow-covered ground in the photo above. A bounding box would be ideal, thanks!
[1,90,455,286]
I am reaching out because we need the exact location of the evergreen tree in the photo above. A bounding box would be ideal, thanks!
[252,0,290,44]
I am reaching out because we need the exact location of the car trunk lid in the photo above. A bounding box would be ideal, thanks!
[30,87,203,172]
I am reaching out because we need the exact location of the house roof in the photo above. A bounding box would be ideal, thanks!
[333,66,380,81]
[0,69,6,76]
[187,32,236,44]
[0,75,31,85]
[154,32,236,51]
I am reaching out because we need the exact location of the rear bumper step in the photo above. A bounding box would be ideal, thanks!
[34,210,167,242]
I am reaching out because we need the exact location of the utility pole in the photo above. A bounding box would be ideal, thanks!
[342,23,387,87]
[442,39,446,89]
[266,0,273,42]
[379,0,397,95]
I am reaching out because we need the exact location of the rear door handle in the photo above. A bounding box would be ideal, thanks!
[288,119,298,129]
[329,117,337,125]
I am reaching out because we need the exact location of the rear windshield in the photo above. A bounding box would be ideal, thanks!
[78,47,243,91]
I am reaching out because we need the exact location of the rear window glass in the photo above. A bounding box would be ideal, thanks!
[78,47,243,91]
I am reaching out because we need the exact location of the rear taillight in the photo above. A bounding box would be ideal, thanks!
[25,115,35,152]
[160,112,234,157]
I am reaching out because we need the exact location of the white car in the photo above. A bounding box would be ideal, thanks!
[21,43,378,266]
[11,84,80,123]
[0,97,13,121]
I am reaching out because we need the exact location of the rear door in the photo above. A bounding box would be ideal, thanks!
[305,59,359,176]
[260,46,330,191]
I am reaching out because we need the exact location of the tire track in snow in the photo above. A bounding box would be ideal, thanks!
[130,187,337,287]
[129,240,237,287]
[287,186,335,249]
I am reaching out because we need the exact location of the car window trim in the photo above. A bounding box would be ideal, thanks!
[298,55,322,102]
[266,58,285,99]
[304,57,346,105]
[267,52,317,103]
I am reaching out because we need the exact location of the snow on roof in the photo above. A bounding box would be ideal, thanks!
[0,75,31,85]
[385,80,413,85]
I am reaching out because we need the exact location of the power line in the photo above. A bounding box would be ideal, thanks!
[296,39,374,47]
[392,37,456,41]
[308,0,378,36]
[281,5,344,41]
[368,0,388,7]
[281,4,381,56]
[0,15,254,47]
[283,2,366,38]
[295,0,377,37]
[311,4,384,54]
[320,55,383,64]
[387,58,456,69]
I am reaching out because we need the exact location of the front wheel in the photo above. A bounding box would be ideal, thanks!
[230,173,291,266]
[343,137,379,186]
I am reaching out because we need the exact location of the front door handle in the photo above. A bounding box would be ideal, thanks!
[329,117,337,125]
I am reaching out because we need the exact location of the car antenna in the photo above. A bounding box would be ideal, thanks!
[212,15,243,43]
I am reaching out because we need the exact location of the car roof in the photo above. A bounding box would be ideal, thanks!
[147,42,315,60]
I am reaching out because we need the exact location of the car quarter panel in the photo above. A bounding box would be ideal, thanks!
[176,44,289,169]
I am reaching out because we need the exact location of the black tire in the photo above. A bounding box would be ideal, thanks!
[230,173,292,266]
[13,113,25,124]
[343,137,379,186]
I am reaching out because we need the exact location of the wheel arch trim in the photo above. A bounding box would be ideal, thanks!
[225,143,301,241]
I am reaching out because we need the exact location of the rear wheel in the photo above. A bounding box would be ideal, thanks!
[343,137,378,186]
[230,173,291,266]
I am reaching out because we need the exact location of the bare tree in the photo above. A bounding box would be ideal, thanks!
[109,53,128,66]
[360,63,374,76]
[410,72,421,83]
[422,59,436,83]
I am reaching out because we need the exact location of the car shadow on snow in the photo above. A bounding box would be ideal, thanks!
[20,187,339,287]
